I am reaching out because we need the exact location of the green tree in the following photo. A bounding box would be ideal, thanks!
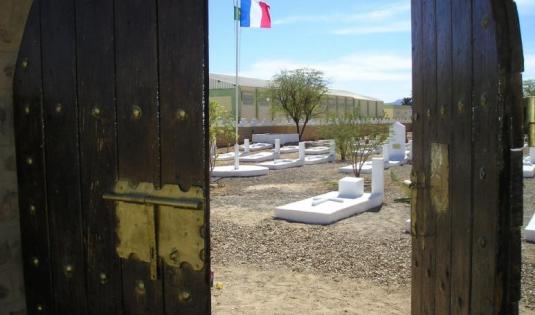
[524,79,535,96]
[270,68,328,141]
[209,101,235,173]
[401,97,413,105]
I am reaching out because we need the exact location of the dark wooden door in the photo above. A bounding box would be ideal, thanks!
[13,0,210,314]
[411,0,524,314]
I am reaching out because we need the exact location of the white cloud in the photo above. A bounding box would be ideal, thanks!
[238,53,412,101]
[332,21,411,35]
[273,1,411,35]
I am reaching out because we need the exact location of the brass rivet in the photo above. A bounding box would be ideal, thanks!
[132,106,142,120]
[30,204,36,215]
[36,304,44,312]
[177,109,187,121]
[169,249,179,263]
[457,101,464,113]
[64,264,74,277]
[24,105,31,114]
[21,59,29,69]
[92,107,101,118]
[178,290,191,303]
[478,237,486,248]
[55,103,63,113]
[31,257,39,267]
[26,157,33,165]
[135,280,145,294]
[481,15,489,29]
[479,167,486,180]
[99,272,108,285]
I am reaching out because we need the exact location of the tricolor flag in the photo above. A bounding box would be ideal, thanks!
[240,0,271,28]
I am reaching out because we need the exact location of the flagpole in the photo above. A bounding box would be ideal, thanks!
[234,0,241,170]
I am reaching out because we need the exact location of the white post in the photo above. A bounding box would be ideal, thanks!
[372,157,384,195]
[383,143,390,163]
[274,139,280,159]
[330,139,336,162]
[531,147,535,164]
[244,138,250,153]
[298,142,306,162]
[408,140,413,161]
[234,143,240,170]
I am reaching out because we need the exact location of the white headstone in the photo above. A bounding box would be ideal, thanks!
[298,142,305,162]
[530,147,535,164]
[389,121,406,161]
[338,177,364,198]
[372,158,384,195]
[383,144,390,163]
[274,139,281,159]
[244,139,250,153]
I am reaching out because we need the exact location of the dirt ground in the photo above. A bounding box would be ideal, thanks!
[210,154,535,314]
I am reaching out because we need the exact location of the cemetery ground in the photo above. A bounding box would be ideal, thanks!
[210,154,535,314]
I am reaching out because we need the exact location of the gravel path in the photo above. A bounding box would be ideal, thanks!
[210,159,535,310]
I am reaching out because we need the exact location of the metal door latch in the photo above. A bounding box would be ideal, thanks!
[103,181,206,280]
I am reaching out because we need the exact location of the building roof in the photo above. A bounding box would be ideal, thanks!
[209,73,382,102]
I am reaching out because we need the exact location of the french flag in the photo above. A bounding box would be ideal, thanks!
[240,0,271,28]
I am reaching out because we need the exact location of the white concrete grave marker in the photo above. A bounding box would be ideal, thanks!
[274,139,281,159]
[389,122,406,162]
[244,139,250,153]
[275,158,385,224]
[526,213,535,242]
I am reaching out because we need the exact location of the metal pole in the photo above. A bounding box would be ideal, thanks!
[234,0,241,170]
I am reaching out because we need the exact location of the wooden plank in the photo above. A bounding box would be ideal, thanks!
[40,0,88,313]
[470,0,500,313]
[114,0,163,313]
[434,0,453,313]
[420,0,438,313]
[12,2,55,313]
[158,0,207,190]
[410,0,424,313]
[449,0,473,313]
[157,0,210,313]
[75,0,122,313]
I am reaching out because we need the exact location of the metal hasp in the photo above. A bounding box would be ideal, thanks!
[526,96,535,147]
[103,181,206,281]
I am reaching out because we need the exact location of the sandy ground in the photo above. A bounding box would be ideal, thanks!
[210,151,535,314]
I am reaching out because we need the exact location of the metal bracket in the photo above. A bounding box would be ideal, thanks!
[104,181,205,280]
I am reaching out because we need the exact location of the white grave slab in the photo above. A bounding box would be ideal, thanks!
[305,146,330,155]
[526,213,535,242]
[240,142,273,152]
[212,165,269,177]
[524,164,535,178]
[405,219,411,234]
[216,151,241,161]
[259,142,305,170]
[252,133,299,145]
[239,151,275,163]
[279,145,300,154]
[275,158,384,224]
[305,154,334,165]
[388,122,406,162]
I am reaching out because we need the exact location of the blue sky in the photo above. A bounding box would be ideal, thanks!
[209,0,535,102]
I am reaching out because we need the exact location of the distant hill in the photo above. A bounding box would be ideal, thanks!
[386,98,412,106]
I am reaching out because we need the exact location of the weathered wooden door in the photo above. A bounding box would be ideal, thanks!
[13,0,210,314]
[411,0,524,314]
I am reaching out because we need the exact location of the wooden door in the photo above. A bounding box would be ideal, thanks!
[411,0,524,314]
[13,0,210,314]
